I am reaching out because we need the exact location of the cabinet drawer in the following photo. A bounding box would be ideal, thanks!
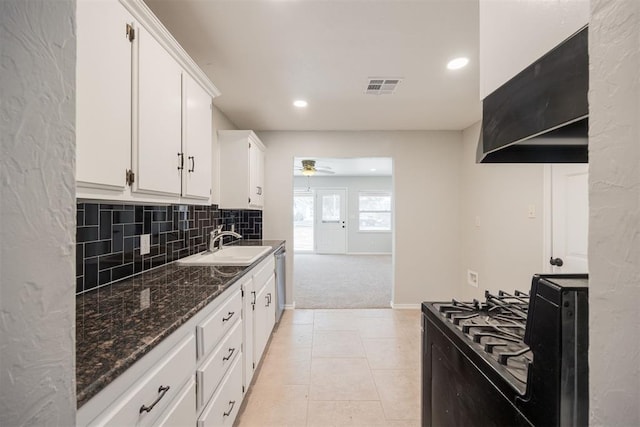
[197,289,242,359]
[197,355,243,427]
[197,319,242,409]
[253,256,275,290]
[154,377,196,427]
[91,334,195,427]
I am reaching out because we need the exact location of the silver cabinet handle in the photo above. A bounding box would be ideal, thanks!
[139,385,170,414]
[256,186,262,195]
[222,311,235,322]
[188,156,195,173]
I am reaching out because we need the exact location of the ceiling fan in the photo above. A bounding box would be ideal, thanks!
[294,159,335,176]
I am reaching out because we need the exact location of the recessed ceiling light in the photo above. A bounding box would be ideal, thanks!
[293,100,308,108]
[447,57,469,70]
[370,168,377,172]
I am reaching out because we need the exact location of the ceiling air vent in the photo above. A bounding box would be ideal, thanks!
[365,77,403,95]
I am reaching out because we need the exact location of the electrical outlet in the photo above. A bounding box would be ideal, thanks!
[528,204,536,219]
[140,234,150,255]
[475,216,481,227]
[140,288,150,310]
[467,270,479,287]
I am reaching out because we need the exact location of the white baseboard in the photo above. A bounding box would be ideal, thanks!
[284,303,295,310]
[346,252,392,256]
[390,302,421,309]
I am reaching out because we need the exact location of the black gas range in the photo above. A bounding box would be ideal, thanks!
[421,274,588,426]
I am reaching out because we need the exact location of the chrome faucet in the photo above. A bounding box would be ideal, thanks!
[208,225,242,252]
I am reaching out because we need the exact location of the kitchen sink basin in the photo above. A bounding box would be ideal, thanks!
[176,246,271,266]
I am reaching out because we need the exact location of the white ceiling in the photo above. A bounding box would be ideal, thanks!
[293,157,393,176]
[145,0,481,132]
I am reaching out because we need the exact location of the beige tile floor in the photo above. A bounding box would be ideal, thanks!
[236,308,422,427]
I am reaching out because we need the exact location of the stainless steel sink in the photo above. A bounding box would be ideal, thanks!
[176,246,271,266]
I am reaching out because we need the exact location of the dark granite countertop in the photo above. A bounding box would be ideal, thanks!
[76,240,284,408]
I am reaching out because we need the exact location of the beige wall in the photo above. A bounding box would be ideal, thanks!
[589,0,640,424]
[259,131,462,306]
[458,123,545,300]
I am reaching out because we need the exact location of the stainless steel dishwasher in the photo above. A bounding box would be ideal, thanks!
[274,246,286,323]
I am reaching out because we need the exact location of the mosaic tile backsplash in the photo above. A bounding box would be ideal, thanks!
[76,202,262,294]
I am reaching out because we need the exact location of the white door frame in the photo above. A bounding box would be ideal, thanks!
[542,164,589,274]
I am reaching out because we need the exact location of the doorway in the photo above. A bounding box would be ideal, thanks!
[315,188,347,254]
[546,164,589,273]
[292,157,394,309]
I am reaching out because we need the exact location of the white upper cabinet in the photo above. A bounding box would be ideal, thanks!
[76,0,133,192]
[76,0,220,204]
[134,23,183,197]
[218,131,266,210]
[182,73,213,200]
[249,140,265,208]
[479,0,589,99]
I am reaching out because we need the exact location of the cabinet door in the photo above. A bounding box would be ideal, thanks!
[242,278,255,390]
[253,279,273,363]
[183,73,212,200]
[264,275,276,333]
[76,0,132,192]
[248,142,264,208]
[135,25,182,197]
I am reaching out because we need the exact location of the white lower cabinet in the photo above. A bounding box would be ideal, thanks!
[197,355,244,427]
[196,320,243,409]
[242,256,276,391]
[87,334,195,427]
[154,377,197,427]
[78,252,281,427]
[197,288,242,359]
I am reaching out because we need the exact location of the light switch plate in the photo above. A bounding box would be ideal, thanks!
[140,234,150,255]
[467,270,479,287]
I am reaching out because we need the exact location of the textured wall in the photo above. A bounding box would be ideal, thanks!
[458,122,545,300]
[589,0,640,424]
[0,0,77,425]
[259,131,462,307]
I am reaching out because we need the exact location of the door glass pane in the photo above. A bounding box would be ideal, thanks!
[294,192,314,251]
[322,195,340,222]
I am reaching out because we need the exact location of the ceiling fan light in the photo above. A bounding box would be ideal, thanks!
[302,169,315,176]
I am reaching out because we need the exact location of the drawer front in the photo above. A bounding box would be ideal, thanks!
[92,334,195,427]
[253,256,275,290]
[196,319,242,409]
[153,377,196,427]
[197,288,242,359]
[197,355,243,427]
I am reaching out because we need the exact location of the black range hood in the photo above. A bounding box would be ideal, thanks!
[479,26,588,163]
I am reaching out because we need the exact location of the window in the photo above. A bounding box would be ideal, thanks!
[293,189,314,251]
[358,191,391,231]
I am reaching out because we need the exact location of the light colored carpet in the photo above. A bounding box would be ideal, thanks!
[294,254,392,309]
